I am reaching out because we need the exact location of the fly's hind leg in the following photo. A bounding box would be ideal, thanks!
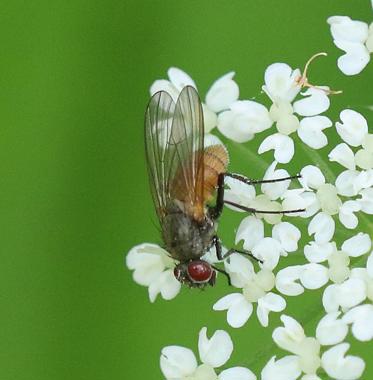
[224,172,301,185]
[209,172,305,219]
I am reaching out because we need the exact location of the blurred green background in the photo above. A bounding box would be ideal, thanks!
[0,1,372,379]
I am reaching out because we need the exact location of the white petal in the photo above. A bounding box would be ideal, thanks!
[198,327,233,368]
[148,269,181,302]
[236,216,264,251]
[358,187,373,214]
[335,170,361,196]
[224,254,254,288]
[316,311,348,345]
[276,266,304,296]
[150,79,179,101]
[259,292,286,312]
[323,284,340,313]
[258,133,294,164]
[343,304,373,341]
[304,241,335,263]
[262,162,291,200]
[217,110,255,143]
[252,238,282,270]
[226,297,253,328]
[342,233,371,258]
[203,104,218,133]
[160,345,197,378]
[335,40,370,76]
[126,243,170,286]
[328,143,356,170]
[308,212,335,244]
[339,200,361,229]
[298,116,332,149]
[206,72,239,112]
[213,292,246,311]
[204,133,224,148]
[336,109,368,146]
[219,367,257,380]
[327,16,369,43]
[339,278,367,309]
[282,191,316,218]
[272,314,305,353]
[262,63,301,103]
[321,343,365,380]
[293,88,330,116]
[261,355,302,380]
[168,67,197,91]
[299,165,325,190]
[300,263,329,289]
[272,222,301,252]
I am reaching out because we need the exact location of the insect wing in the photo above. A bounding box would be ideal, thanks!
[169,86,205,215]
[144,86,205,221]
[144,90,176,220]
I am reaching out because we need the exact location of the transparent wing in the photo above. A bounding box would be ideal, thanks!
[144,90,176,220]
[144,86,205,221]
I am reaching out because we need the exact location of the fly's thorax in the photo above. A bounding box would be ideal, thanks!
[162,201,217,262]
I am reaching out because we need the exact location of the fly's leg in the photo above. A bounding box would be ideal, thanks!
[223,200,305,215]
[209,173,305,219]
[223,248,263,264]
[211,265,231,286]
[224,172,301,185]
[213,235,223,260]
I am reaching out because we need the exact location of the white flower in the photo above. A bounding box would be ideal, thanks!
[322,278,367,313]
[327,16,373,75]
[126,243,181,302]
[343,304,373,341]
[213,254,285,328]
[335,110,369,148]
[321,343,365,380]
[160,327,256,380]
[218,100,273,143]
[316,312,348,346]
[258,63,332,163]
[272,315,321,375]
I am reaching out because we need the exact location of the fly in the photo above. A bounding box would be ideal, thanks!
[144,86,303,288]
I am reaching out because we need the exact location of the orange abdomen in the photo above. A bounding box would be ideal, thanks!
[171,144,229,221]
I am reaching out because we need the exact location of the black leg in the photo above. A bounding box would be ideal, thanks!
[209,173,225,220]
[213,235,223,261]
[224,172,301,185]
[223,200,305,215]
[211,265,231,286]
[223,248,263,264]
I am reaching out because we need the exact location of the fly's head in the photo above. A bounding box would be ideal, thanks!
[173,260,216,288]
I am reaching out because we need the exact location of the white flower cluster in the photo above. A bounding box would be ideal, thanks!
[262,314,365,380]
[126,6,373,380]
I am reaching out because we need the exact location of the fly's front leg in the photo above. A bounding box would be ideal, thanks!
[212,235,223,260]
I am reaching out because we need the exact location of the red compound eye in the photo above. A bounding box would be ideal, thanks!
[187,260,213,283]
